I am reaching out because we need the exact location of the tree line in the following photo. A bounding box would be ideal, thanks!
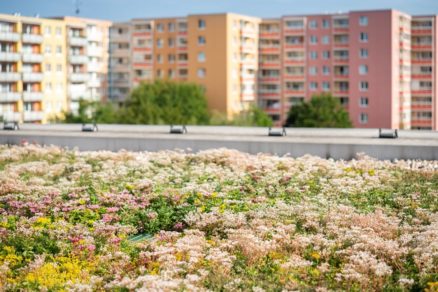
[62,80,352,128]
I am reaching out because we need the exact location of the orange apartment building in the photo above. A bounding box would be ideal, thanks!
[109,13,260,118]
[109,10,438,130]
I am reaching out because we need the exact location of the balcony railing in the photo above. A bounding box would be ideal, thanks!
[22,34,43,43]
[87,46,103,56]
[0,32,20,42]
[0,72,20,81]
[1,112,20,121]
[22,53,43,63]
[69,36,87,46]
[23,92,43,102]
[87,30,103,41]
[0,52,21,62]
[22,72,43,82]
[70,73,88,82]
[87,62,101,72]
[24,111,44,121]
[0,92,21,102]
[69,55,88,64]
[88,78,101,87]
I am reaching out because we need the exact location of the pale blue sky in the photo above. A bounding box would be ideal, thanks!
[0,0,437,21]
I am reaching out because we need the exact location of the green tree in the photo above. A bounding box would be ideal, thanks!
[119,80,210,125]
[285,93,352,128]
[63,99,120,124]
[210,105,273,127]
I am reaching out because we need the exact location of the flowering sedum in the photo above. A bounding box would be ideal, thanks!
[0,144,437,291]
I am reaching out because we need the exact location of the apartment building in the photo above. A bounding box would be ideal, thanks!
[410,16,438,130]
[55,16,111,112]
[0,14,68,123]
[108,10,438,129]
[109,13,260,118]
[258,10,418,128]
[0,13,111,123]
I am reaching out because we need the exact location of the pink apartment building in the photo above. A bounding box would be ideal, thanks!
[259,10,438,129]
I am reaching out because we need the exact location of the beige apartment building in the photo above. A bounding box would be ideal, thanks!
[0,13,111,123]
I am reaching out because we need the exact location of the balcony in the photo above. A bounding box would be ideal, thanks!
[22,34,43,43]
[24,111,44,122]
[0,72,20,81]
[0,32,20,42]
[0,52,20,62]
[0,92,21,102]
[70,73,88,82]
[22,72,43,82]
[69,54,88,64]
[87,46,103,56]
[87,62,101,72]
[69,36,87,46]
[69,85,87,100]
[23,92,43,102]
[1,112,21,121]
[22,53,43,63]
[87,30,103,42]
[88,78,101,87]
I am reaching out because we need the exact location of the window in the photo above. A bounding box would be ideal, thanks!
[360,32,368,42]
[309,20,318,29]
[156,24,164,32]
[322,66,330,75]
[360,113,368,124]
[360,48,368,58]
[56,64,62,72]
[360,81,369,91]
[56,46,62,54]
[360,97,369,107]
[198,52,206,62]
[156,69,163,78]
[359,16,368,26]
[289,97,304,105]
[359,65,368,75]
[322,19,330,28]
[44,26,51,35]
[45,45,51,54]
[322,51,330,59]
[168,54,175,63]
[198,19,206,29]
[322,35,330,44]
[168,69,175,78]
[309,51,318,60]
[56,27,62,36]
[168,38,175,47]
[310,35,318,44]
[309,82,318,90]
[197,68,206,78]
[322,82,330,91]
[198,36,206,45]
[45,64,51,72]
[157,39,163,48]
[157,54,162,63]
[309,66,318,75]
[168,23,175,32]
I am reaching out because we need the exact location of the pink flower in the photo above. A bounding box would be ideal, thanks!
[147,212,157,220]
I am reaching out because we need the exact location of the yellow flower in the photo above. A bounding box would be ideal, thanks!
[310,252,321,260]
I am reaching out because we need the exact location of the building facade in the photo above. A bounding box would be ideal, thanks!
[108,10,438,130]
[0,10,437,129]
[0,14,68,123]
[0,13,111,123]
[109,13,260,118]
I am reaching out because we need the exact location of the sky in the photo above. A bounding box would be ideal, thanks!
[0,0,437,21]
